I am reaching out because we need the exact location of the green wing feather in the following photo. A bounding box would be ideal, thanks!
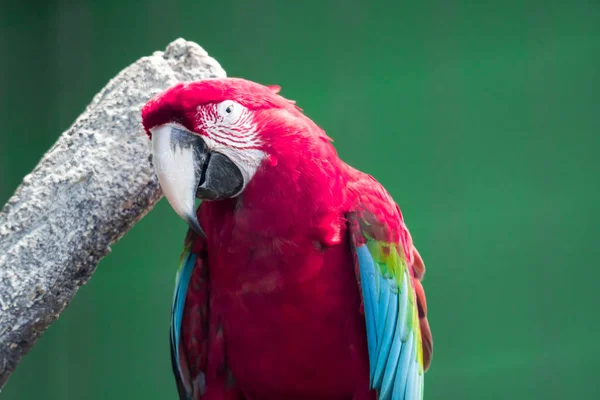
[353,230,426,400]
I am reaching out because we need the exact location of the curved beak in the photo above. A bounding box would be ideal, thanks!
[150,124,243,237]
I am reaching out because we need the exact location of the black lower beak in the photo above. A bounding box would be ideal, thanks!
[151,125,244,236]
[196,151,244,201]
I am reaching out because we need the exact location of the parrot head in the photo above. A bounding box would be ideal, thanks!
[142,77,323,236]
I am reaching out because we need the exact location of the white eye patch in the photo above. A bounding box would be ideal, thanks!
[196,100,266,194]
[217,100,245,123]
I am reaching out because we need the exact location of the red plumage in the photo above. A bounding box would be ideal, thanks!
[142,78,432,399]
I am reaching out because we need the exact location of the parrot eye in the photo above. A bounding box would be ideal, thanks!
[218,100,244,122]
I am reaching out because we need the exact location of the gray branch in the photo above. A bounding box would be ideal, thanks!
[0,39,226,388]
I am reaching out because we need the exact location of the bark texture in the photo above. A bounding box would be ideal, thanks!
[0,38,226,388]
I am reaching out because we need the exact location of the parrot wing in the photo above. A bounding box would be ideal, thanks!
[348,174,432,400]
[170,229,209,400]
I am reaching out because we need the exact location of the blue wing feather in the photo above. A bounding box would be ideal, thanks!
[357,245,379,374]
[380,329,403,399]
[170,244,196,398]
[355,241,425,400]
[373,288,398,388]
[393,328,414,400]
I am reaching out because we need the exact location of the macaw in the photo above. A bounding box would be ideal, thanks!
[141,78,433,400]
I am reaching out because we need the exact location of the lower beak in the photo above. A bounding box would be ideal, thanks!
[151,124,243,236]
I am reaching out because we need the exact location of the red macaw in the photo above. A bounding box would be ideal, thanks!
[142,78,433,400]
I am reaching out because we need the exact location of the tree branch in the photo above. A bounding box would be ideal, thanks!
[0,39,226,388]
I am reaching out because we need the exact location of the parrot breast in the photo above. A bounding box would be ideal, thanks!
[203,200,374,400]
[193,144,377,399]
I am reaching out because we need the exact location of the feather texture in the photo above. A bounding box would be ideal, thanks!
[351,225,428,400]
[170,230,213,400]
[170,235,196,398]
[142,77,432,399]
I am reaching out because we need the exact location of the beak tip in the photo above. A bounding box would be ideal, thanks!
[185,214,206,238]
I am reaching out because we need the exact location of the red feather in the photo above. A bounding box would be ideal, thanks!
[145,78,432,399]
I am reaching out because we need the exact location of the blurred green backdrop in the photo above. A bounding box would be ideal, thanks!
[1,0,599,399]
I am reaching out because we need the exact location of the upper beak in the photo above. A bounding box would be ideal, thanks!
[150,124,244,236]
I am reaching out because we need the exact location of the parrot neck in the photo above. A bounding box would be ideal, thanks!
[237,136,349,236]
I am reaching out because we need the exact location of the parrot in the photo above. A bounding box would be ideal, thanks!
[141,78,433,400]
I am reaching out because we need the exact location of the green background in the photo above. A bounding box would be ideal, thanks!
[1,1,599,399]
